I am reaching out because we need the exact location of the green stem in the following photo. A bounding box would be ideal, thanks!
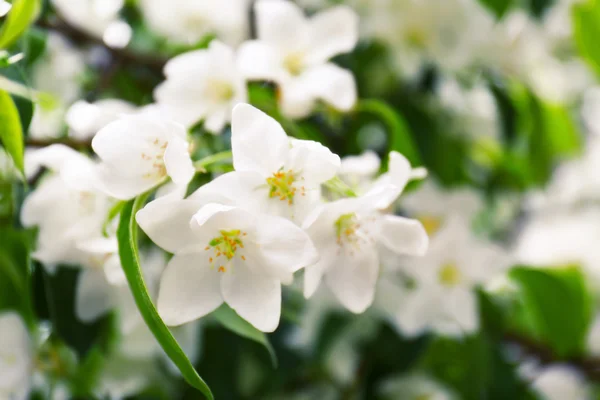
[194,150,233,172]
[324,176,357,198]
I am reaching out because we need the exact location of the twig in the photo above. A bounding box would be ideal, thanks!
[26,137,92,150]
[36,17,167,72]
[504,332,600,381]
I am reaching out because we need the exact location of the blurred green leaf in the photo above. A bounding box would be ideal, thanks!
[0,0,40,49]
[212,304,277,368]
[0,90,24,175]
[478,0,513,18]
[509,266,592,357]
[117,195,214,400]
[355,99,421,166]
[573,0,600,78]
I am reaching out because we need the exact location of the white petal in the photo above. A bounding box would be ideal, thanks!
[189,203,257,245]
[188,171,265,210]
[440,289,479,336]
[278,78,315,119]
[303,63,357,112]
[237,40,281,81]
[308,5,359,64]
[340,151,381,178]
[325,241,379,313]
[221,261,281,332]
[0,312,31,395]
[203,108,229,134]
[163,136,194,185]
[97,165,160,200]
[76,269,115,322]
[136,196,204,253]
[303,243,337,298]
[231,103,289,176]
[376,215,429,256]
[286,139,341,187]
[157,253,223,326]
[245,213,318,281]
[255,0,308,53]
[24,144,90,179]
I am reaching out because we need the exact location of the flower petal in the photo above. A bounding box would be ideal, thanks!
[308,5,359,64]
[231,103,289,176]
[237,40,281,81]
[221,261,281,332]
[157,253,223,326]
[325,240,379,313]
[97,165,161,200]
[136,196,204,253]
[376,215,429,256]
[303,243,337,298]
[303,63,357,112]
[76,269,115,322]
[164,136,194,185]
[255,0,307,53]
[286,139,340,187]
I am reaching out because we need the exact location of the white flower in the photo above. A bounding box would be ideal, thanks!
[379,373,456,400]
[137,199,318,332]
[196,104,341,222]
[238,0,358,118]
[339,150,381,191]
[29,34,85,139]
[0,312,32,400]
[392,217,508,337]
[154,40,247,133]
[92,112,194,200]
[66,99,136,140]
[303,181,429,313]
[531,364,591,400]
[139,0,250,46]
[51,0,125,38]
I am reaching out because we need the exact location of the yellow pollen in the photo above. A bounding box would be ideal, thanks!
[241,255,246,261]
[218,266,226,273]
[418,215,443,236]
[335,213,360,246]
[266,168,304,205]
[206,229,247,272]
[438,262,461,287]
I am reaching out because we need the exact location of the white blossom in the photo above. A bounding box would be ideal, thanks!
[303,178,428,313]
[154,40,247,133]
[0,313,32,400]
[50,0,126,40]
[197,104,340,222]
[137,199,318,332]
[379,373,456,400]
[92,111,194,200]
[531,364,591,400]
[66,99,136,140]
[238,0,358,118]
[139,0,250,46]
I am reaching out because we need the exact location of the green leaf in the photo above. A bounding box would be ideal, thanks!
[573,0,600,78]
[509,266,592,357]
[355,99,421,166]
[478,0,513,18]
[0,0,40,49]
[211,304,277,367]
[0,90,24,175]
[117,195,213,399]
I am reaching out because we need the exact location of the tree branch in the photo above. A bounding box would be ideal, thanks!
[25,137,92,150]
[36,17,167,72]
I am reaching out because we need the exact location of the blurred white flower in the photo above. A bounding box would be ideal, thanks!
[338,150,381,191]
[92,112,194,200]
[137,200,318,332]
[30,34,85,139]
[139,0,250,46]
[379,373,456,400]
[531,364,591,400]
[393,217,508,337]
[51,0,126,40]
[66,99,136,140]
[238,0,358,118]
[303,179,428,313]
[154,40,247,133]
[0,312,32,400]
[196,104,340,222]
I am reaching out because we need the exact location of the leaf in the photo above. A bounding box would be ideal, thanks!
[509,266,592,357]
[478,0,513,18]
[355,99,421,166]
[211,304,277,367]
[573,0,600,78]
[117,195,213,400]
[0,0,40,49]
[0,90,24,175]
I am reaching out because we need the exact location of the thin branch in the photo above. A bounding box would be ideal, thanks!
[36,17,167,72]
[504,332,600,381]
[26,137,92,150]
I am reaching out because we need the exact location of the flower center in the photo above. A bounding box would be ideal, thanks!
[283,52,305,76]
[438,262,461,287]
[335,213,360,245]
[405,26,429,49]
[417,215,443,236]
[205,229,247,273]
[141,137,168,180]
[266,169,305,205]
[205,79,235,102]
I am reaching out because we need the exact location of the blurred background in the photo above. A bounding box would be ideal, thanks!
[3,0,600,399]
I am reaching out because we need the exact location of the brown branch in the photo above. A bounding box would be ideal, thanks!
[36,17,167,72]
[26,138,92,150]
[504,332,600,381]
